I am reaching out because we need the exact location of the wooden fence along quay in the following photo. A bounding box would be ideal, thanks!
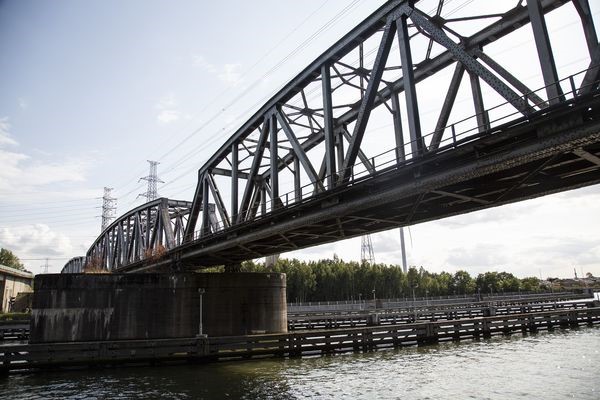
[1,295,599,374]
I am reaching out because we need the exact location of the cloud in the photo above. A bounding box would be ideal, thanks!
[192,55,216,73]
[0,117,18,146]
[0,117,90,198]
[192,54,244,87]
[155,94,182,124]
[218,63,243,87]
[445,243,511,270]
[18,98,28,110]
[0,224,75,268]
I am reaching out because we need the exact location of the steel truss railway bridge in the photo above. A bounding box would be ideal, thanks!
[63,0,600,274]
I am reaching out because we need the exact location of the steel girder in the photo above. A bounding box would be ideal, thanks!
[131,92,600,271]
[183,0,596,241]
[89,0,600,272]
[67,198,217,273]
[61,256,87,274]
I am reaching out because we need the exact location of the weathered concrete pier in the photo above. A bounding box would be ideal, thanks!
[30,272,287,342]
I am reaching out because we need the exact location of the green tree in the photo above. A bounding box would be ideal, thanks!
[452,270,476,295]
[0,248,25,271]
[520,277,541,292]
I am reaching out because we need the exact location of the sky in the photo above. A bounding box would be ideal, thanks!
[0,0,599,278]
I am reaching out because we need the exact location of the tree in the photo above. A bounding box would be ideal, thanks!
[520,277,541,292]
[452,270,476,295]
[0,248,25,271]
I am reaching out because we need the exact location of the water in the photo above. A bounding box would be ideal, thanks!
[1,327,599,399]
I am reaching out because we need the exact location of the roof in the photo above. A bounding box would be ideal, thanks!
[0,264,34,280]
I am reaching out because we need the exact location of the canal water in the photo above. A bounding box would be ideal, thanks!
[1,326,598,399]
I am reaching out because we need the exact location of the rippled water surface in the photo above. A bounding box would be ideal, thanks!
[1,326,599,399]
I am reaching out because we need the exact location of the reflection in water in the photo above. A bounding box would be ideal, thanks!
[1,326,598,399]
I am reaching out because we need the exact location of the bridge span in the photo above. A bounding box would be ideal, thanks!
[63,0,600,274]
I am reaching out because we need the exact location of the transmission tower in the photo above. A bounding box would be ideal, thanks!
[139,160,164,202]
[40,258,50,274]
[361,235,375,265]
[100,187,117,231]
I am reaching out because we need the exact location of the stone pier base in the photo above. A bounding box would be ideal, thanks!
[30,272,287,343]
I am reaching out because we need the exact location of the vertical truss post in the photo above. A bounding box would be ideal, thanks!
[231,142,239,224]
[261,183,267,215]
[335,128,345,173]
[269,113,279,210]
[293,157,301,202]
[396,13,424,157]
[201,175,210,236]
[469,71,490,132]
[322,63,337,189]
[527,0,564,104]
[390,91,406,162]
[160,198,175,249]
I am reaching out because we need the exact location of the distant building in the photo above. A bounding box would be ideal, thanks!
[0,264,34,313]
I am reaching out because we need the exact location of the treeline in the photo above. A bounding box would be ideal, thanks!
[208,257,542,303]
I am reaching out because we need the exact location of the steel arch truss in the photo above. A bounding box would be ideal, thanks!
[61,257,87,274]
[82,198,217,272]
[184,0,600,243]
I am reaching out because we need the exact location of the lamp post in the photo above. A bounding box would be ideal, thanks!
[197,288,206,338]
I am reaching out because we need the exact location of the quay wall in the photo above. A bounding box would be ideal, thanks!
[30,272,287,343]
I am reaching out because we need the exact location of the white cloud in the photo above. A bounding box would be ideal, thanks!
[192,55,216,73]
[18,98,28,110]
[154,93,190,124]
[192,54,244,87]
[157,109,181,124]
[0,117,18,146]
[0,117,90,198]
[218,63,243,87]
[0,224,75,271]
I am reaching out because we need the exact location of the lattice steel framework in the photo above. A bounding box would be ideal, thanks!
[61,257,86,274]
[361,235,376,265]
[69,0,600,272]
[179,0,599,250]
[79,198,217,272]
[139,160,163,202]
[100,187,117,231]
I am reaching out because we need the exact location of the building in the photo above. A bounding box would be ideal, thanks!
[0,264,34,313]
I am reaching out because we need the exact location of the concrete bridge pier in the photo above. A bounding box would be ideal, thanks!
[30,272,287,343]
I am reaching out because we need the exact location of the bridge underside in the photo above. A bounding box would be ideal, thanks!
[120,93,600,272]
